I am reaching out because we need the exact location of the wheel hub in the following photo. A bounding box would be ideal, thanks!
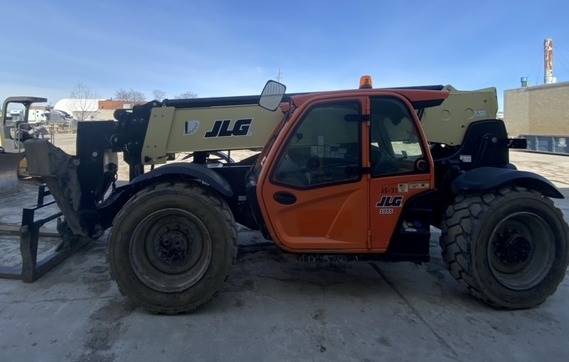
[156,230,189,266]
[130,208,212,292]
[487,211,555,290]
[492,231,532,270]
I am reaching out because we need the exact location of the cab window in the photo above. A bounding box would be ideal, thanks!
[272,101,361,188]
[370,97,425,177]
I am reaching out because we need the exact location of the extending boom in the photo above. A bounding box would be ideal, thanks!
[115,85,497,168]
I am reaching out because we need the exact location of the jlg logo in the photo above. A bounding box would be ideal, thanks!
[204,119,252,138]
[376,195,403,208]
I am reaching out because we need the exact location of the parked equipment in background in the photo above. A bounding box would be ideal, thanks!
[0,96,48,192]
[16,76,569,313]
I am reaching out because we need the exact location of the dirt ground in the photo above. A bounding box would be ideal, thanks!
[0,135,568,361]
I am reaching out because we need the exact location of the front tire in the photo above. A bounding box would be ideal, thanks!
[109,182,236,314]
[440,186,569,309]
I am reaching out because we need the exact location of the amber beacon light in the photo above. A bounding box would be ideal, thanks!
[359,75,373,89]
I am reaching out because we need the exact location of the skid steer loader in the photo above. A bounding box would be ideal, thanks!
[15,76,569,313]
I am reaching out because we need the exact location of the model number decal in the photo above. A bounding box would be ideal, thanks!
[379,208,394,215]
[204,119,252,138]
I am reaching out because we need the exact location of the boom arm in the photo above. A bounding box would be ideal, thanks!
[420,85,498,146]
[118,85,497,168]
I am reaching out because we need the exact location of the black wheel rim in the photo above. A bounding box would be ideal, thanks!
[487,211,555,291]
[130,208,212,293]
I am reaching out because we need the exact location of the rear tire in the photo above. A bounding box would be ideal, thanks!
[109,182,236,314]
[440,186,569,309]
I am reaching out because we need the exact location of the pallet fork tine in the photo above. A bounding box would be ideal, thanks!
[0,184,88,282]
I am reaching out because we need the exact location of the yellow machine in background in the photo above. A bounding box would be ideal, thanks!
[0,96,47,192]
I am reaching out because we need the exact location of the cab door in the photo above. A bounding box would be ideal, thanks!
[258,97,369,252]
[368,96,434,251]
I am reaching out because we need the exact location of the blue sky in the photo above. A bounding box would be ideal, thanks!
[1,0,568,109]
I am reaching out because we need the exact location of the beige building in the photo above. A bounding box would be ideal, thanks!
[504,82,569,153]
[504,82,569,137]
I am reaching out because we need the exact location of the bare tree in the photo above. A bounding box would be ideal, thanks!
[174,91,198,99]
[70,83,98,121]
[114,89,147,103]
[152,89,167,101]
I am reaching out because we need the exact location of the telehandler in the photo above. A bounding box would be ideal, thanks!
[18,77,569,313]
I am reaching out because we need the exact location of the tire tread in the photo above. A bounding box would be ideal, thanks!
[109,181,237,314]
[440,186,568,308]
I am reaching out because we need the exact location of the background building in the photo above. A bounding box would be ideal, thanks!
[53,99,139,122]
[503,39,568,154]
[504,82,569,154]
[53,98,102,121]
[98,100,137,120]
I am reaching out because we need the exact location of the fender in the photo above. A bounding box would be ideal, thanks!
[451,167,563,199]
[128,162,233,197]
[97,162,233,229]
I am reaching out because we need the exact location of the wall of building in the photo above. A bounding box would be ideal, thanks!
[504,82,569,136]
[97,109,118,120]
[98,100,134,110]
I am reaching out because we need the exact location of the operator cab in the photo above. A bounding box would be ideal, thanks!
[249,76,446,256]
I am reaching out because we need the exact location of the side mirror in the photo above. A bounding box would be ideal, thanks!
[259,80,286,111]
